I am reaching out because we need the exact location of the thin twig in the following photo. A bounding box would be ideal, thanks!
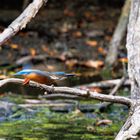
[110,76,127,96]
[99,76,128,110]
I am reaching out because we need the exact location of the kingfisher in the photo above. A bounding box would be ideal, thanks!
[14,69,75,85]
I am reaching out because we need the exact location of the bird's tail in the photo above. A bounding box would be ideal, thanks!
[52,72,75,77]
[65,73,75,77]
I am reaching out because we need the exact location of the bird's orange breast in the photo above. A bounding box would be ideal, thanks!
[23,73,56,85]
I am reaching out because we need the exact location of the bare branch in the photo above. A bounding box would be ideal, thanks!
[40,94,85,100]
[110,76,127,96]
[99,76,127,110]
[105,0,131,65]
[76,78,130,88]
[0,78,132,106]
[0,0,48,45]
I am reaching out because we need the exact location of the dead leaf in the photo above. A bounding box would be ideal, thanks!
[30,48,36,56]
[10,44,19,49]
[56,52,68,61]
[72,31,82,38]
[84,11,96,21]
[98,47,107,55]
[96,119,112,126]
[41,45,57,56]
[47,65,55,71]
[88,87,102,93]
[119,58,128,63]
[82,60,104,68]
[86,40,98,47]
[65,59,78,68]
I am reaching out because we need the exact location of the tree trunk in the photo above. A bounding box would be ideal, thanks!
[126,0,140,100]
[116,0,140,139]
[105,0,131,66]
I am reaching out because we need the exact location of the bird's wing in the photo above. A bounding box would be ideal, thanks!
[32,70,60,80]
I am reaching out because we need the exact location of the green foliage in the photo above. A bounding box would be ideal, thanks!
[0,103,127,140]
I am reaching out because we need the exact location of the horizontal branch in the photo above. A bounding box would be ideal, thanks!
[76,78,130,88]
[0,0,48,45]
[0,78,132,106]
[40,94,85,100]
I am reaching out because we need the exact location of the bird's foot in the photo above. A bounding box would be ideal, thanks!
[23,78,30,85]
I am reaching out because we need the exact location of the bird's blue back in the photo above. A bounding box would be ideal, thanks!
[15,69,74,77]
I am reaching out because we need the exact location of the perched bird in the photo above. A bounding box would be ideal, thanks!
[14,69,75,85]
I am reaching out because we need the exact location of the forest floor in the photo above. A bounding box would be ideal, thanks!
[0,0,125,86]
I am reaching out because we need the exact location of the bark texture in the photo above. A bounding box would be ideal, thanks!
[116,0,140,139]
[127,0,140,99]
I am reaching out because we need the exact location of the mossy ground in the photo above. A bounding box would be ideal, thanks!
[0,101,128,140]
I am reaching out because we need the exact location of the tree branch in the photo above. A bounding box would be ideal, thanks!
[40,94,85,100]
[116,105,140,140]
[0,0,48,45]
[76,78,130,89]
[0,78,132,106]
[105,0,131,66]
[99,76,127,111]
